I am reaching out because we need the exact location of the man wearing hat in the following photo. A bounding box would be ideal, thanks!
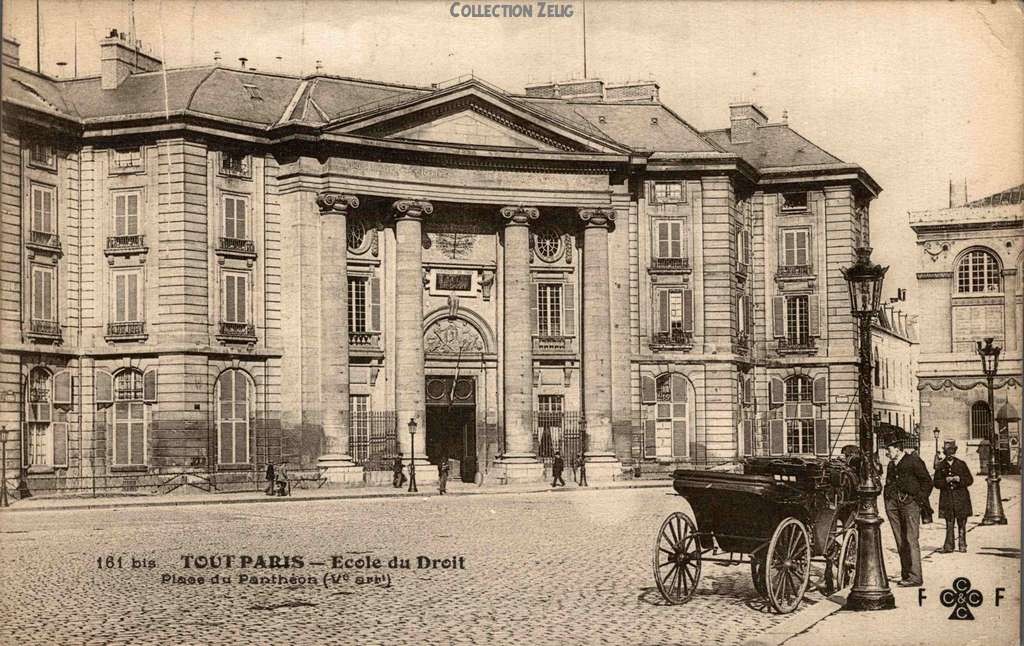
[932,440,974,553]
[883,437,932,587]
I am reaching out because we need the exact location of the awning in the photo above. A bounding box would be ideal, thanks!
[996,402,1020,422]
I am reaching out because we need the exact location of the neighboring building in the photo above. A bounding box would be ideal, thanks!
[910,184,1024,473]
[871,304,919,449]
[0,31,882,495]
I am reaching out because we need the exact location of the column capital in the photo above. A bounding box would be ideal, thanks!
[500,206,539,226]
[578,207,616,229]
[317,191,359,214]
[393,199,434,220]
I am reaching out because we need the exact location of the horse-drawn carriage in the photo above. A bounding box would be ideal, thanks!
[653,455,862,613]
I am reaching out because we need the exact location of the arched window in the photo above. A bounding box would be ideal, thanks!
[956,250,1001,293]
[533,227,562,262]
[217,370,251,464]
[347,220,366,251]
[642,374,693,459]
[784,376,814,453]
[971,401,992,441]
[113,369,147,465]
[26,368,52,466]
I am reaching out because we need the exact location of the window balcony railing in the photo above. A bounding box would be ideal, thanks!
[651,257,690,271]
[105,234,147,255]
[777,264,812,278]
[27,319,61,340]
[650,330,693,349]
[27,230,61,254]
[778,336,817,353]
[217,321,256,341]
[29,387,49,402]
[106,321,147,341]
[215,237,257,258]
[349,331,381,350]
[533,335,576,355]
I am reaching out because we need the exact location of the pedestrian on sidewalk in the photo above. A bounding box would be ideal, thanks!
[883,438,931,587]
[933,439,973,553]
[274,463,290,497]
[577,452,588,487]
[551,451,566,487]
[264,462,276,496]
[438,457,450,495]
[392,453,407,489]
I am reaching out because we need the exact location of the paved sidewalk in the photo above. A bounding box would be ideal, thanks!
[751,475,1021,646]
[0,475,672,514]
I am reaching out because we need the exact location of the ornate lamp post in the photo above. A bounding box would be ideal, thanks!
[932,427,942,469]
[841,247,895,611]
[407,418,419,493]
[976,338,1007,525]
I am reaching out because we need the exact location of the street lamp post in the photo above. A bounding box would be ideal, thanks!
[976,338,1007,525]
[0,425,10,507]
[407,418,418,493]
[842,247,896,612]
[932,427,941,470]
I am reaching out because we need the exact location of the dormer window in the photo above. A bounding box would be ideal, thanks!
[29,142,55,169]
[781,191,809,212]
[111,148,143,173]
[220,151,251,179]
[243,84,262,101]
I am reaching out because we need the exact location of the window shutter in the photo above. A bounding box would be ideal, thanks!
[143,369,158,403]
[648,181,658,205]
[95,370,113,404]
[52,421,69,467]
[747,297,755,338]
[814,419,829,456]
[743,376,753,405]
[805,228,813,270]
[769,377,784,407]
[743,419,755,456]
[769,419,785,455]
[672,418,688,457]
[682,289,694,332]
[657,290,670,333]
[772,296,785,337]
[743,230,751,266]
[670,223,681,258]
[808,294,819,337]
[530,282,539,334]
[369,276,381,332]
[796,230,808,266]
[643,418,657,458]
[657,222,668,259]
[671,374,687,402]
[128,272,139,321]
[641,376,656,404]
[812,375,827,405]
[563,283,575,336]
[237,277,247,324]
[53,371,72,406]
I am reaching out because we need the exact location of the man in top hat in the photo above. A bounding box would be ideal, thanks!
[883,437,932,587]
[932,439,974,553]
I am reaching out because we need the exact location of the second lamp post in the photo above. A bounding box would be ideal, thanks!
[976,338,1006,525]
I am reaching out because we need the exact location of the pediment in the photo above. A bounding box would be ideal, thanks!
[388,109,559,150]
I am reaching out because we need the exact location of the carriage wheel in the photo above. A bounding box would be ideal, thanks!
[750,554,767,597]
[764,517,812,614]
[652,512,702,605]
[836,527,858,590]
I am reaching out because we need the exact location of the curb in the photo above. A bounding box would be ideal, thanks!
[0,478,673,514]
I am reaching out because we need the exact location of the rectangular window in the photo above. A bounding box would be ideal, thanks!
[653,182,684,204]
[111,148,142,171]
[786,295,809,343]
[537,283,562,337]
[223,195,248,240]
[780,228,810,267]
[31,184,55,233]
[29,142,55,168]
[113,191,141,236]
[738,294,748,335]
[222,272,249,323]
[538,394,564,414]
[348,277,367,333]
[221,152,250,177]
[113,401,146,465]
[786,419,814,454]
[656,221,683,259]
[31,265,55,321]
[781,191,808,212]
[113,270,142,322]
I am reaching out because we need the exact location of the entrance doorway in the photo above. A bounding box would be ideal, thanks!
[425,376,477,482]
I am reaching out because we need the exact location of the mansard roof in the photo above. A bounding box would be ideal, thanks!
[909,183,1024,232]
[967,184,1024,207]
[702,124,843,169]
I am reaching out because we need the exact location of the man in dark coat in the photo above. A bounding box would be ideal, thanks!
[933,440,974,553]
[551,451,566,487]
[264,462,276,496]
[883,439,932,587]
[392,453,407,489]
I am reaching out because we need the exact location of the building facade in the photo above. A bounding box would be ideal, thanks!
[910,184,1023,473]
[871,305,919,447]
[0,33,882,494]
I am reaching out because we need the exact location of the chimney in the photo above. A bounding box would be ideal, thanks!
[729,103,768,144]
[605,80,659,103]
[948,178,968,208]
[101,29,162,90]
[2,36,20,66]
[238,57,248,69]
[524,79,604,100]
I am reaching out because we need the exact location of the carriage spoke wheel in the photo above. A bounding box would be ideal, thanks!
[750,554,767,597]
[652,512,702,605]
[836,527,858,590]
[765,517,812,614]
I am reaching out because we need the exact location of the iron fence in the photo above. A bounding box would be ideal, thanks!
[532,411,585,463]
[349,411,398,470]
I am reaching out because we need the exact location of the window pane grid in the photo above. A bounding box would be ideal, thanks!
[348,278,367,332]
[786,295,809,342]
[538,284,562,336]
[957,251,1000,293]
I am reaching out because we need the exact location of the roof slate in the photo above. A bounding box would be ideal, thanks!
[967,184,1024,207]
[703,124,844,169]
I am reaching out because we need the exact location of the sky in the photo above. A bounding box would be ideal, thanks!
[3,0,1023,313]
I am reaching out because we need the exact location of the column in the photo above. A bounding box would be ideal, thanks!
[393,200,433,479]
[495,206,545,483]
[316,191,363,485]
[579,207,623,482]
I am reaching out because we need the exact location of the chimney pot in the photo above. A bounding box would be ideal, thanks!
[239,57,248,68]
[214,50,221,63]
[101,28,163,90]
[315,59,323,72]
[728,103,768,144]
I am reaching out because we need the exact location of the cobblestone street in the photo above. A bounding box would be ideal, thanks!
[0,487,825,645]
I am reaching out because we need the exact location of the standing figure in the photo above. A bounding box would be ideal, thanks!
[264,462,276,496]
[933,440,974,553]
[438,458,450,495]
[883,438,932,587]
[274,463,289,497]
[392,453,407,489]
[577,452,588,487]
[551,451,566,487]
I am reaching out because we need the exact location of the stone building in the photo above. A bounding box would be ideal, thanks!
[910,184,1023,473]
[0,32,882,493]
[871,305,919,448]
